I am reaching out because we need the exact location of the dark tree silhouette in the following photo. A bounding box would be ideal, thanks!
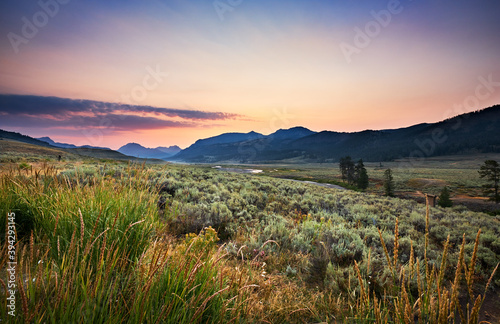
[479,160,500,203]
[438,187,453,208]
[384,168,394,197]
[355,159,369,190]
[339,156,355,185]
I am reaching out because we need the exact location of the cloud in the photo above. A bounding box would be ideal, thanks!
[0,94,240,131]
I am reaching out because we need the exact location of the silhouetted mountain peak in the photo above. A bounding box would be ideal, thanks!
[268,126,316,140]
[192,131,265,147]
[37,136,55,144]
[118,143,181,159]
[120,143,142,149]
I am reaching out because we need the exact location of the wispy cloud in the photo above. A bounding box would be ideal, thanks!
[0,94,240,131]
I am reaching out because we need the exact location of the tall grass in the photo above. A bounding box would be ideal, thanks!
[1,163,498,323]
[341,195,499,323]
[0,164,246,323]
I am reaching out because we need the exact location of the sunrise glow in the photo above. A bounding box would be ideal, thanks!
[1,0,499,149]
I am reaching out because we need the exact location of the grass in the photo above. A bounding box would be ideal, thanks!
[1,161,499,323]
[245,154,500,203]
[0,163,246,323]
[0,139,78,163]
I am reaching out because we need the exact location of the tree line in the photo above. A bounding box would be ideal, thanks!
[339,157,499,206]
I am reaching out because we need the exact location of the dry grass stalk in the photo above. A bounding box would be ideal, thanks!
[354,260,367,310]
[393,217,399,269]
[438,234,450,288]
[466,229,481,299]
[378,228,395,278]
[78,208,85,247]
[449,234,466,321]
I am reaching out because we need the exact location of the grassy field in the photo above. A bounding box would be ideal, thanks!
[234,154,500,214]
[1,158,499,323]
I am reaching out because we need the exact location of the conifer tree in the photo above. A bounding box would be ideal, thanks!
[384,168,394,197]
[355,159,369,190]
[479,160,500,203]
[438,186,453,208]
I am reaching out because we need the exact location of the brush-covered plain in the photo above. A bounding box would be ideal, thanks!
[1,161,499,323]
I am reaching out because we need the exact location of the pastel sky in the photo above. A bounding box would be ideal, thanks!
[1,0,499,149]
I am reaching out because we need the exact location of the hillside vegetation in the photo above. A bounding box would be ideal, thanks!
[0,138,158,163]
[1,161,499,322]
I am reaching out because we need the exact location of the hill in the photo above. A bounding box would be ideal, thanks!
[0,138,80,162]
[0,129,156,162]
[290,105,500,161]
[0,129,53,148]
[170,105,500,163]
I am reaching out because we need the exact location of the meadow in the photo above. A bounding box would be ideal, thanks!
[1,160,499,323]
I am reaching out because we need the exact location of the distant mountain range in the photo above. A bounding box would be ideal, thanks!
[2,105,499,163]
[170,105,500,163]
[37,137,110,150]
[117,143,181,159]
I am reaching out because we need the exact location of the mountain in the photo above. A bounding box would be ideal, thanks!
[191,131,265,147]
[117,143,180,159]
[171,127,317,162]
[37,136,77,148]
[268,127,316,140]
[170,105,500,163]
[171,131,266,161]
[37,136,110,150]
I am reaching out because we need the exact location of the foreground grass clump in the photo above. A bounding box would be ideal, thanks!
[0,164,246,323]
[341,205,498,323]
[1,162,499,323]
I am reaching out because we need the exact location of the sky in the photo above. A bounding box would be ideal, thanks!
[0,0,499,149]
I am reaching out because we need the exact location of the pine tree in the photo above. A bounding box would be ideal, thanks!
[339,156,355,185]
[438,187,453,207]
[479,160,500,203]
[384,168,394,197]
[355,159,369,190]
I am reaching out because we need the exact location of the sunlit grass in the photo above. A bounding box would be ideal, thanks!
[1,162,498,322]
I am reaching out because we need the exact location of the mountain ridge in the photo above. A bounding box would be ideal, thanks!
[170,105,500,163]
[2,105,499,163]
[37,136,110,150]
[117,143,181,159]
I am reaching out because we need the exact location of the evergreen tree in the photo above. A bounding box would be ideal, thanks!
[339,156,355,185]
[479,160,500,203]
[384,168,394,197]
[339,156,348,182]
[438,187,453,208]
[355,159,369,190]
